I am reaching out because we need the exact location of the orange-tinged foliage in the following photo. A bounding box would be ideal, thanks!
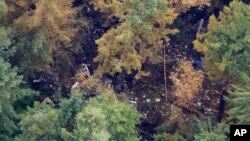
[167,0,210,13]
[14,0,77,48]
[170,60,204,104]
[1,0,82,83]
[6,0,31,10]
[1,0,32,24]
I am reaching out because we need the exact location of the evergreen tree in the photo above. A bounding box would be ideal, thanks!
[62,106,111,141]
[154,132,183,141]
[194,120,227,141]
[193,1,250,80]
[0,27,15,60]
[15,104,61,141]
[0,23,35,140]
[91,93,140,141]
[0,58,34,140]
[62,92,140,141]
[59,92,84,128]
[16,92,84,141]
[13,32,52,72]
[227,75,250,124]
[17,91,140,141]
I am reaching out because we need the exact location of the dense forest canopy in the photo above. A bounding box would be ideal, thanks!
[0,0,249,141]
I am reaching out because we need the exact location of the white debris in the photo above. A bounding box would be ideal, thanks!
[146,99,151,103]
[197,102,201,106]
[217,99,220,104]
[80,63,91,77]
[72,82,80,89]
[104,79,112,88]
[87,7,90,12]
[129,100,137,104]
[155,98,161,102]
[33,79,42,83]
[165,42,170,47]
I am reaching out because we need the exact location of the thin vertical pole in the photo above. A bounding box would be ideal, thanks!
[164,45,167,101]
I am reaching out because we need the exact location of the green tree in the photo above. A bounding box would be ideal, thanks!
[16,92,84,141]
[193,1,250,80]
[0,27,15,60]
[62,92,140,141]
[227,75,250,124]
[92,0,178,78]
[194,120,227,141]
[13,32,52,73]
[59,92,84,128]
[154,132,183,141]
[16,104,61,141]
[62,106,111,141]
[16,91,140,141]
[90,93,140,141]
[0,58,34,141]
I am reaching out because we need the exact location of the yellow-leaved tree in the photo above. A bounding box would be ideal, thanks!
[91,0,178,79]
[2,0,80,80]
[167,0,210,13]
[14,0,77,48]
[170,60,204,105]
